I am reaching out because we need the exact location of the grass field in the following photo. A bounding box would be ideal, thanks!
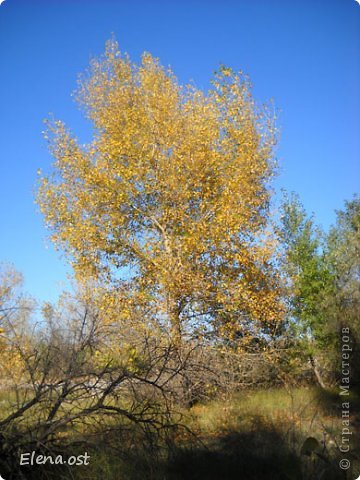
[63,386,359,480]
[1,386,359,479]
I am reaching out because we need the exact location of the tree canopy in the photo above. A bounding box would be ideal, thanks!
[38,39,283,343]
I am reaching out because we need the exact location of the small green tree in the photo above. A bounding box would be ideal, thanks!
[279,193,360,388]
[278,193,335,387]
[325,195,360,389]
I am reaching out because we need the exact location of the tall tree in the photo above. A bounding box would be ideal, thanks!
[38,40,283,343]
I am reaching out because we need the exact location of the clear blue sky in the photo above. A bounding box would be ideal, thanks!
[0,0,359,303]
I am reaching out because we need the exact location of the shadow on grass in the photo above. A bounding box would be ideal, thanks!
[163,418,348,480]
[166,427,302,480]
[4,410,354,480]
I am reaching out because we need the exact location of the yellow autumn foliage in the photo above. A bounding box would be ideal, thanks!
[37,39,284,341]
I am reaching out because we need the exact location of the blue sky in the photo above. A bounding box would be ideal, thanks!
[0,0,359,303]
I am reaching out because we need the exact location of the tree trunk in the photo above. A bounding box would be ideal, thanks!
[309,355,327,389]
[167,293,182,346]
